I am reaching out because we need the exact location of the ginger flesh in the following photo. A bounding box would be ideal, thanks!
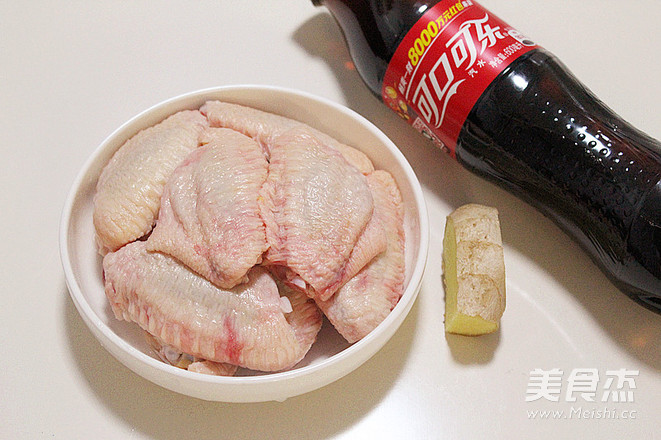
[443,204,505,335]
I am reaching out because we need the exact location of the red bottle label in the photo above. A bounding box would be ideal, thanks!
[382,0,539,156]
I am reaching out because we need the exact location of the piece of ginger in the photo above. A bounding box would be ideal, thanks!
[443,204,506,335]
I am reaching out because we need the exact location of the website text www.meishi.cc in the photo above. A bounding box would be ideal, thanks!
[527,406,637,420]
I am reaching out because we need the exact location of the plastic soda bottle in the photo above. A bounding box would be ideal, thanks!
[312,0,661,312]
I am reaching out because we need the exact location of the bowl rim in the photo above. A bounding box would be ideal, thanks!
[59,84,429,392]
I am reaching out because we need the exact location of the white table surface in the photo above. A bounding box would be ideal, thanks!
[2,1,660,438]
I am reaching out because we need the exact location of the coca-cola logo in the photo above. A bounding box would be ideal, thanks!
[382,0,539,152]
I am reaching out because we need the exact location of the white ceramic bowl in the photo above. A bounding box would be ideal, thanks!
[60,85,429,402]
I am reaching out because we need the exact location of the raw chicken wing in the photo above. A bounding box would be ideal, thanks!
[103,242,322,372]
[93,110,208,254]
[146,128,268,289]
[316,170,405,343]
[200,100,374,174]
[259,128,384,301]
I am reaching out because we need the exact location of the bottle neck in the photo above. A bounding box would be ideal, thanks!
[314,0,431,96]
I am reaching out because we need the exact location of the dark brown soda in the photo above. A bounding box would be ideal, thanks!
[313,0,661,312]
